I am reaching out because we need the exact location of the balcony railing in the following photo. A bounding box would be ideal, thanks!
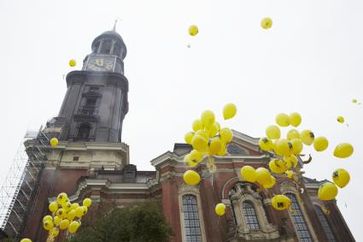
[77,106,99,116]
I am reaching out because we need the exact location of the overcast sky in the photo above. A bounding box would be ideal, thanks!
[1,0,363,240]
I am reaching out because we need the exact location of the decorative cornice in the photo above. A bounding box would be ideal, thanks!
[50,178,155,202]
[66,71,128,91]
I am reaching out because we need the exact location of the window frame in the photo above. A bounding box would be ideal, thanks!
[179,185,206,242]
[242,201,260,230]
[285,192,313,242]
[314,204,336,242]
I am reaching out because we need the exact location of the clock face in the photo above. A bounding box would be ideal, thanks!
[87,57,115,71]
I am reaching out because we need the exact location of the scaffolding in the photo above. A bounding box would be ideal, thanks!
[0,128,50,239]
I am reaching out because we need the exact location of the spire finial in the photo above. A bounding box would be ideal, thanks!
[113,19,118,31]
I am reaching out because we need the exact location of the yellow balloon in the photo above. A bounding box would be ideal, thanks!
[183,170,201,186]
[287,129,300,140]
[284,155,298,168]
[56,208,65,219]
[201,110,215,129]
[219,128,233,143]
[271,195,291,210]
[215,122,221,132]
[190,149,204,163]
[50,227,59,237]
[68,221,81,234]
[195,130,209,139]
[275,113,290,127]
[49,201,58,213]
[269,159,286,174]
[333,143,354,158]
[289,112,302,127]
[184,132,194,145]
[43,220,54,231]
[59,219,70,230]
[290,138,303,155]
[240,166,257,182]
[50,137,59,148]
[209,137,222,155]
[300,130,315,145]
[53,215,61,226]
[62,201,72,212]
[70,203,80,210]
[20,239,32,242]
[215,203,226,216]
[282,157,292,170]
[69,59,76,67]
[337,116,345,124]
[67,209,76,221]
[318,182,338,201]
[256,167,271,185]
[285,170,294,179]
[57,192,68,204]
[43,215,53,223]
[81,205,88,215]
[262,176,276,189]
[192,119,203,132]
[207,122,219,137]
[184,154,197,167]
[191,135,208,152]
[223,103,237,120]
[217,142,227,156]
[266,125,281,139]
[83,198,92,208]
[259,137,274,152]
[261,17,273,29]
[313,136,329,152]
[274,139,292,157]
[332,168,350,188]
[188,25,199,36]
[75,206,85,218]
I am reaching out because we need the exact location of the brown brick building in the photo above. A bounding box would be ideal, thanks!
[0,30,355,242]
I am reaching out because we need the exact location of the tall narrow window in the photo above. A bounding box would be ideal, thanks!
[242,201,260,230]
[182,195,202,242]
[77,123,91,140]
[100,40,112,54]
[85,97,97,107]
[314,205,336,242]
[286,193,313,242]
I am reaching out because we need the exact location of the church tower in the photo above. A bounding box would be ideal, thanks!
[19,30,131,240]
[56,30,128,143]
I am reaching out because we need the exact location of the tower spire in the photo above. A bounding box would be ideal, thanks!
[113,19,118,31]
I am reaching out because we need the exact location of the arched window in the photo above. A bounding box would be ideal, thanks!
[113,44,121,56]
[285,193,313,242]
[100,39,112,54]
[314,205,336,242]
[77,123,91,140]
[182,195,202,242]
[242,201,260,230]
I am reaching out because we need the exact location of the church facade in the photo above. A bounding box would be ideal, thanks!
[0,30,355,242]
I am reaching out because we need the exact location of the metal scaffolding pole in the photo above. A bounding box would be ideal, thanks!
[0,128,50,239]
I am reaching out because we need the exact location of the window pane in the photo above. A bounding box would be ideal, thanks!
[182,195,202,242]
[314,205,336,242]
[101,39,112,54]
[242,201,260,230]
[286,193,313,242]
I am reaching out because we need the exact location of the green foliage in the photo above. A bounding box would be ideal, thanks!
[68,201,172,242]
[0,238,16,242]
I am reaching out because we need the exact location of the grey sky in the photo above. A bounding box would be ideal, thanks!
[1,0,363,240]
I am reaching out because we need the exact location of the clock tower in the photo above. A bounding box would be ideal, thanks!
[54,30,129,143]
[20,30,131,240]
